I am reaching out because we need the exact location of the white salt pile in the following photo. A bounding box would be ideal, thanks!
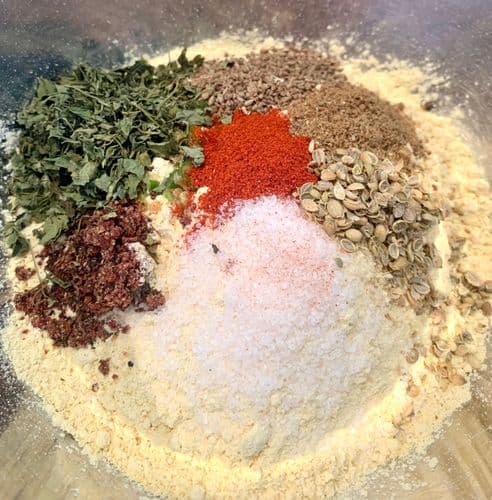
[133,196,420,466]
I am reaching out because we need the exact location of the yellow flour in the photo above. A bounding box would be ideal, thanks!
[2,38,491,499]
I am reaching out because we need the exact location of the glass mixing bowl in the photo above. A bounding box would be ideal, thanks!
[0,1,490,498]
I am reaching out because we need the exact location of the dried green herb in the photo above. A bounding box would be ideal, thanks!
[181,145,205,166]
[7,51,210,255]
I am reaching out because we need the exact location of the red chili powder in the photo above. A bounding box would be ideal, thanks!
[190,109,315,222]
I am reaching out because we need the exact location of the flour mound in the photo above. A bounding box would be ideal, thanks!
[134,196,415,465]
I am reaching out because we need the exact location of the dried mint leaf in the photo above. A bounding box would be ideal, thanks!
[6,50,210,253]
[148,179,160,191]
[152,157,192,195]
[181,146,205,166]
[4,223,29,257]
[37,214,70,244]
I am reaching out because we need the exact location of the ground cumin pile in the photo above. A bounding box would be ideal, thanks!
[289,81,425,159]
[191,46,345,116]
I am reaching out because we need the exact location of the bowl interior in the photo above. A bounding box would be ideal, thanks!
[0,1,491,498]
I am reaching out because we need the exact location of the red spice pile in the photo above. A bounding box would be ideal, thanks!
[189,109,315,223]
[15,202,165,348]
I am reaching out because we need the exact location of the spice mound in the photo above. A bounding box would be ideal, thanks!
[191,46,345,115]
[298,145,443,310]
[15,202,164,347]
[189,109,315,222]
[132,196,417,466]
[289,81,424,159]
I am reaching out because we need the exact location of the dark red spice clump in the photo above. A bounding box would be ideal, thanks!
[98,359,110,376]
[14,201,165,348]
[15,265,35,281]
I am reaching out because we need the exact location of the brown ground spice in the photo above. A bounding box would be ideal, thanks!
[289,81,424,159]
[191,47,345,116]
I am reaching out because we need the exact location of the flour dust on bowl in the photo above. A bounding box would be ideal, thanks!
[1,16,491,500]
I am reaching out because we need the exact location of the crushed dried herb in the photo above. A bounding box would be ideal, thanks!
[14,265,35,281]
[6,51,209,255]
[99,359,110,376]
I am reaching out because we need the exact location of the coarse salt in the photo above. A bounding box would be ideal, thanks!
[133,196,416,465]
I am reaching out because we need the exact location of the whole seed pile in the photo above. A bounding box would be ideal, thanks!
[459,271,490,319]
[298,144,441,309]
[289,82,425,160]
[190,47,345,116]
